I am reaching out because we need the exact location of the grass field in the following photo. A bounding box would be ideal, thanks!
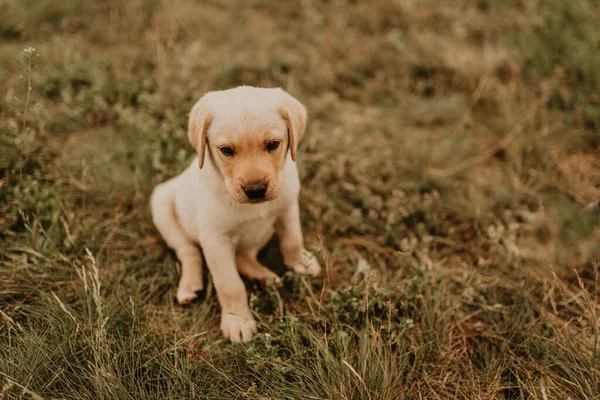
[1,0,599,398]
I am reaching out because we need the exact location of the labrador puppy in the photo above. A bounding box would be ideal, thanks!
[150,86,321,343]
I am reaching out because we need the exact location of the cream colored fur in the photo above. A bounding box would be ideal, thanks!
[150,86,321,343]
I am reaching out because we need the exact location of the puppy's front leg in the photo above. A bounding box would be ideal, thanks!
[202,240,257,343]
[275,201,321,276]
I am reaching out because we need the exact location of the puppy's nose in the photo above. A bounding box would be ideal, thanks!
[243,182,267,200]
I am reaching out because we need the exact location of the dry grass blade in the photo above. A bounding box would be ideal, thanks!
[428,121,526,178]
[342,359,373,400]
[0,372,45,400]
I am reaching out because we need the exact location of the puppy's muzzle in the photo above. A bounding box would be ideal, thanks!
[243,182,267,201]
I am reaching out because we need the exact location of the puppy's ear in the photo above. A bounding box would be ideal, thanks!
[277,90,307,162]
[188,102,213,169]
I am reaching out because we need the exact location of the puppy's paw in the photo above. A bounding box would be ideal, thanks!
[290,249,322,276]
[239,264,282,286]
[261,274,283,287]
[220,312,257,343]
[176,276,204,305]
[252,269,282,287]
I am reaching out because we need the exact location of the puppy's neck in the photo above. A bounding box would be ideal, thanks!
[193,155,229,197]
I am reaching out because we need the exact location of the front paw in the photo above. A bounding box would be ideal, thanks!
[290,249,322,276]
[176,274,204,305]
[220,311,257,343]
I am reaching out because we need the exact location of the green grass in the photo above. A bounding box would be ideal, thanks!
[1,0,599,398]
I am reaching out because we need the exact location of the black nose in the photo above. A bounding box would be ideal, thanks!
[243,182,267,200]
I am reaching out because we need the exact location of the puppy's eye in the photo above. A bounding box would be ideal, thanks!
[219,146,234,156]
[266,140,280,151]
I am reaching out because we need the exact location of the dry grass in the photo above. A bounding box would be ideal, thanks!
[1,0,599,399]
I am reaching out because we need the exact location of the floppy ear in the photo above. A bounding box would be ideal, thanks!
[277,90,307,162]
[188,102,213,169]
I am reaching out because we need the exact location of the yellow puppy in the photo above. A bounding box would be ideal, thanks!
[150,86,321,343]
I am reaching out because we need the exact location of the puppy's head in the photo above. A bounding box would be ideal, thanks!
[187,86,307,204]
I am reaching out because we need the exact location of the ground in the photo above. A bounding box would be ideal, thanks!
[1,1,599,399]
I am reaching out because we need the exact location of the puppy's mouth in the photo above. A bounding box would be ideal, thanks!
[247,197,269,204]
[231,195,274,204]
[243,192,276,204]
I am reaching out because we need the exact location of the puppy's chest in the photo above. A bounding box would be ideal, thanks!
[198,197,286,244]
[230,215,277,247]
[224,202,281,233]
